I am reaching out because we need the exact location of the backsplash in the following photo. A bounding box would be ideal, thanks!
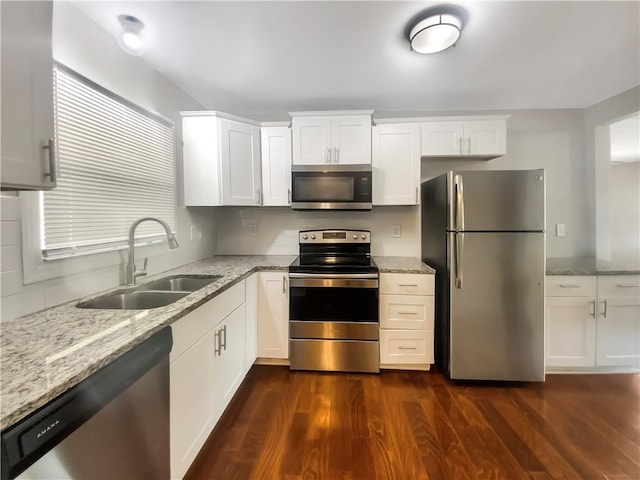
[214,206,420,257]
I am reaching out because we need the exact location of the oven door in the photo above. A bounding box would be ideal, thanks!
[289,273,379,340]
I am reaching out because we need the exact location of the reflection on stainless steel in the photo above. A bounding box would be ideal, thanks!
[289,339,379,373]
[289,277,378,288]
[135,275,220,292]
[291,202,371,210]
[76,290,188,310]
[290,321,379,341]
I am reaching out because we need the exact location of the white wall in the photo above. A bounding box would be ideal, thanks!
[0,3,218,321]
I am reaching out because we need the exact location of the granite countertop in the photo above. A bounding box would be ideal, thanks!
[0,255,295,431]
[546,257,640,276]
[0,254,435,431]
[373,256,435,274]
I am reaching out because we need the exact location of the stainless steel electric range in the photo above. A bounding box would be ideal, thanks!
[288,229,379,373]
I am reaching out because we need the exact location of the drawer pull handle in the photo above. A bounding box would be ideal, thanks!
[558,284,581,288]
[398,346,417,350]
[398,311,418,315]
[616,284,638,288]
[398,284,418,287]
[590,300,596,317]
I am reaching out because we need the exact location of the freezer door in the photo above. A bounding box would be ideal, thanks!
[449,232,545,381]
[447,170,545,231]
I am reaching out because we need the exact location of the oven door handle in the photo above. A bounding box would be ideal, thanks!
[288,273,379,279]
[289,277,379,289]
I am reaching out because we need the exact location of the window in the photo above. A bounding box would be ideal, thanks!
[42,65,176,260]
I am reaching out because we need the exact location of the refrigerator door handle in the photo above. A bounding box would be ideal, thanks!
[455,233,464,289]
[454,174,465,231]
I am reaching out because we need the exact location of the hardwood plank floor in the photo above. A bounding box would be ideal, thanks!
[185,366,640,480]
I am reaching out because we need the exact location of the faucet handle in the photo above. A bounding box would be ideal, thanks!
[135,257,148,280]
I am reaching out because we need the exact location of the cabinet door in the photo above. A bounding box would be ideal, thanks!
[596,297,640,367]
[291,117,332,165]
[182,116,223,206]
[421,122,464,156]
[1,1,55,190]
[220,120,261,205]
[331,116,371,164]
[215,304,247,413]
[260,126,292,205]
[372,124,421,205]
[463,120,506,156]
[170,330,217,480]
[257,271,289,359]
[244,273,258,372]
[546,297,597,367]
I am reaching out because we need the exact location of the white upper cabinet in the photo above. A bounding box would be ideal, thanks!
[260,123,292,206]
[1,1,56,190]
[182,112,261,206]
[372,123,421,205]
[290,111,373,165]
[421,117,508,159]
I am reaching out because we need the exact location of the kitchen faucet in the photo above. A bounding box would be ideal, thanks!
[126,217,179,285]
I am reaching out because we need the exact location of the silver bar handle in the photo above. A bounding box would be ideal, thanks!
[600,299,608,318]
[589,300,596,317]
[458,137,463,154]
[617,284,638,288]
[287,188,291,205]
[398,284,418,287]
[398,346,417,350]
[559,284,581,288]
[282,274,286,294]
[43,138,56,184]
[455,233,464,289]
[398,311,418,315]
[221,325,227,351]
[214,330,221,355]
[415,186,419,204]
[256,189,261,205]
[326,147,331,164]
[456,174,465,231]
[467,136,472,154]
[334,146,339,163]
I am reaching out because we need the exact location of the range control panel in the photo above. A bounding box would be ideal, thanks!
[299,229,370,244]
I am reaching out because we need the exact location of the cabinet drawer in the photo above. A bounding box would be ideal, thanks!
[597,275,640,298]
[546,276,596,297]
[380,294,434,330]
[380,273,434,295]
[380,329,434,364]
[171,281,245,361]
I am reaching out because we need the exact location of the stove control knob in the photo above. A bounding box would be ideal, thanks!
[353,234,358,239]
[302,234,308,239]
[361,234,367,240]
[310,233,316,239]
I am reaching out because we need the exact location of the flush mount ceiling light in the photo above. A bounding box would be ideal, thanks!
[117,15,145,56]
[409,11,463,54]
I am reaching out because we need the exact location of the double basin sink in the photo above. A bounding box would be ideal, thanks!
[76,275,221,310]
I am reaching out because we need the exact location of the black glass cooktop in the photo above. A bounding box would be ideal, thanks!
[289,255,378,274]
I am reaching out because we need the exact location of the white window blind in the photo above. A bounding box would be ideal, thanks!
[42,65,176,260]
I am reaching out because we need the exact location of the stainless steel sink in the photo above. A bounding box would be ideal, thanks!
[136,275,221,292]
[76,291,190,310]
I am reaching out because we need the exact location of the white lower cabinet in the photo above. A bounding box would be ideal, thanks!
[546,275,640,371]
[244,273,258,372]
[169,281,246,480]
[257,271,289,360]
[379,273,435,370]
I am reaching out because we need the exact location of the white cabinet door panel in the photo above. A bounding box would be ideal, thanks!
[546,297,597,367]
[215,304,247,411]
[596,297,640,367]
[380,294,433,330]
[421,122,464,156]
[372,124,421,205]
[292,117,332,165]
[261,127,292,206]
[380,329,433,364]
[464,120,506,156]
[257,271,289,359]
[221,120,261,205]
[331,116,371,164]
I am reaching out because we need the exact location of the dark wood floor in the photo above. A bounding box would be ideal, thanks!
[185,366,640,480]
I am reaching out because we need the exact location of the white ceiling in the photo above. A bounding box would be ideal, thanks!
[69,1,640,119]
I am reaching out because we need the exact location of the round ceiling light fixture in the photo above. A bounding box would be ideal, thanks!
[409,12,463,54]
[117,15,145,56]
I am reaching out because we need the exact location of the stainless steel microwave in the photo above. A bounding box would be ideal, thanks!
[291,164,372,210]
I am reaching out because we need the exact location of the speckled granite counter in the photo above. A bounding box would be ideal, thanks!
[373,256,435,274]
[0,255,295,431]
[546,257,640,276]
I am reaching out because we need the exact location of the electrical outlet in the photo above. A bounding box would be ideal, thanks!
[556,223,565,237]
[248,224,257,237]
[392,224,401,238]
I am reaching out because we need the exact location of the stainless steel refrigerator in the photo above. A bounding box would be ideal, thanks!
[421,170,546,381]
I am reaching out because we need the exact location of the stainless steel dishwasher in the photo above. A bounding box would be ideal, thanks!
[1,327,172,480]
